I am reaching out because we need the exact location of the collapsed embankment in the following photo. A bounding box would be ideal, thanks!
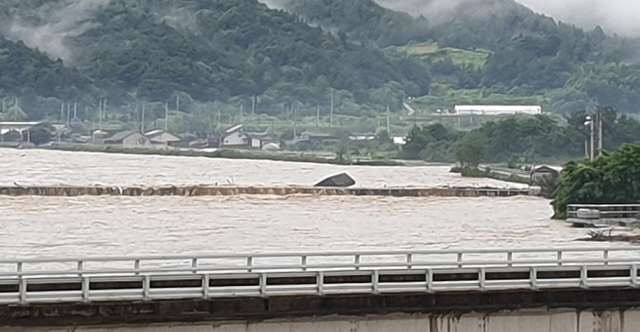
[0,185,537,198]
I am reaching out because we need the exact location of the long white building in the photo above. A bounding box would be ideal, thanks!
[454,105,542,116]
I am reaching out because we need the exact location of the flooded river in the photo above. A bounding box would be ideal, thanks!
[0,149,626,260]
[0,195,621,260]
[0,149,527,188]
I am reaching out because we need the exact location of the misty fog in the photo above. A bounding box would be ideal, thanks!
[517,0,639,37]
[374,0,640,37]
[3,0,109,62]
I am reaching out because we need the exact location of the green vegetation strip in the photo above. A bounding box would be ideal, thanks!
[42,145,405,166]
[450,167,531,185]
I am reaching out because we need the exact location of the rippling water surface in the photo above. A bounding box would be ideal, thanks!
[0,149,527,188]
[0,149,629,261]
[0,195,622,260]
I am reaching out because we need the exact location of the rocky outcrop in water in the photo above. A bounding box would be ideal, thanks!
[314,173,356,188]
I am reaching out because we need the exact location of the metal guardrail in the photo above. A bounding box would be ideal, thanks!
[0,248,638,305]
[0,247,638,277]
[1,264,639,305]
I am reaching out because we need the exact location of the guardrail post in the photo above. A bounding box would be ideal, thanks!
[143,275,151,301]
[19,277,27,305]
[479,268,486,291]
[603,250,609,266]
[247,257,253,273]
[82,276,90,303]
[301,256,307,271]
[259,273,267,297]
[317,271,324,296]
[580,266,589,289]
[355,254,361,270]
[530,267,538,290]
[134,260,141,275]
[457,253,463,268]
[191,258,198,273]
[632,265,638,288]
[507,252,513,267]
[16,262,22,275]
[407,253,413,269]
[557,251,563,266]
[77,261,84,276]
[203,274,210,299]
[372,270,380,294]
[426,269,433,293]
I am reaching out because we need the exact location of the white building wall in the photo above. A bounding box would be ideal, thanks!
[455,105,542,115]
[223,132,245,146]
[122,133,152,147]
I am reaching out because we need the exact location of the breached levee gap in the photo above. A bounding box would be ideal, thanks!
[0,186,539,198]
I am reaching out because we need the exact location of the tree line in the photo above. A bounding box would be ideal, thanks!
[402,108,640,165]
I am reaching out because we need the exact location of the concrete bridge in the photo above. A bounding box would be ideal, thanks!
[1,247,640,331]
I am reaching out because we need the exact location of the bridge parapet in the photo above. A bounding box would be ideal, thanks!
[2,248,640,327]
[0,247,634,277]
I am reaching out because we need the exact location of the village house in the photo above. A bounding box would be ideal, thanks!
[144,129,183,147]
[246,131,279,149]
[285,131,340,148]
[530,165,561,183]
[221,124,246,148]
[103,130,152,147]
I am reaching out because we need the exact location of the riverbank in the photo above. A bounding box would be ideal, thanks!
[449,166,531,185]
[39,144,406,167]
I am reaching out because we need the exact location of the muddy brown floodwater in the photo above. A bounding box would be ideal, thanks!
[0,149,630,260]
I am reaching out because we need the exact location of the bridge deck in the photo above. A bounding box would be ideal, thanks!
[2,247,640,326]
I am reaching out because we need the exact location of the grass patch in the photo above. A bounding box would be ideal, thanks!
[398,42,492,69]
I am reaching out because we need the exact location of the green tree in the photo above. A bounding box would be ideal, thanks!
[456,131,486,168]
[552,144,640,219]
[28,124,54,146]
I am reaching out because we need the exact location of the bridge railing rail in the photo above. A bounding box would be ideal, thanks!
[1,263,639,305]
[0,247,638,278]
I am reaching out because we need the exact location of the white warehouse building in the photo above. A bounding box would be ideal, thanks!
[454,105,542,116]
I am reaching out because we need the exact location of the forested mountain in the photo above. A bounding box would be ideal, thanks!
[284,0,640,115]
[0,0,639,125]
[0,0,430,119]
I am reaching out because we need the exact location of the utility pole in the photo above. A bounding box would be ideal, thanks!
[598,111,603,157]
[292,104,297,138]
[164,102,169,131]
[141,101,146,133]
[99,100,103,130]
[589,117,595,161]
[316,105,320,129]
[252,95,257,118]
[330,93,334,125]
[104,99,108,123]
[386,105,391,133]
[66,103,71,126]
[60,102,64,122]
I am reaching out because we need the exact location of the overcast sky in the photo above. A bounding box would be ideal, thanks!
[517,0,639,36]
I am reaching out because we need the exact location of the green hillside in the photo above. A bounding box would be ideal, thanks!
[286,0,640,116]
[0,0,430,119]
[0,0,639,136]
